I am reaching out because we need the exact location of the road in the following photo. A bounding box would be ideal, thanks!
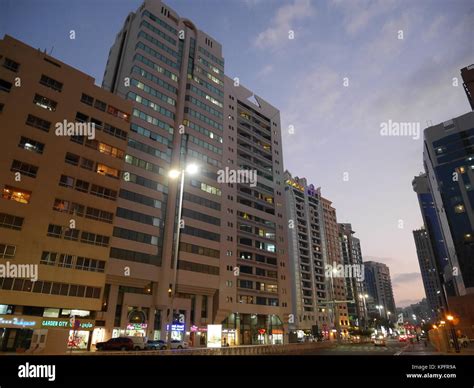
[299,339,408,355]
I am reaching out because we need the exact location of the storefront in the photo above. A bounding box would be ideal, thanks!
[222,313,285,345]
[0,315,38,352]
[190,325,207,347]
[166,323,185,341]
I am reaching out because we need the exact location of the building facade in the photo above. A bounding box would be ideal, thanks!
[0,35,131,353]
[412,228,444,319]
[423,111,474,296]
[284,172,329,340]
[101,0,291,346]
[363,261,396,323]
[339,223,367,328]
[461,64,474,111]
[321,197,350,338]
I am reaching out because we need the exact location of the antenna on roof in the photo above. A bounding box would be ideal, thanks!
[49,46,54,56]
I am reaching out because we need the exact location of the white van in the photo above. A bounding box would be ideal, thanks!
[127,336,147,350]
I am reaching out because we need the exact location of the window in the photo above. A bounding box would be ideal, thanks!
[65,152,80,166]
[107,105,129,121]
[81,232,109,247]
[94,99,106,111]
[64,228,79,241]
[0,244,16,258]
[39,75,63,92]
[80,158,94,171]
[59,175,74,188]
[0,213,24,230]
[103,123,127,140]
[33,94,57,111]
[75,179,89,193]
[18,136,44,154]
[3,58,20,72]
[2,186,31,204]
[90,184,117,200]
[96,163,119,178]
[58,254,74,268]
[80,93,93,106]
[11,160,38,178]
[47,224,63,238]
[86,207,113,223]
[40,251,57,266]
[0,79,13,92]
[26,114,51,132]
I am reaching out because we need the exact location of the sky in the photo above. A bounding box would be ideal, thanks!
[1,0,473,307]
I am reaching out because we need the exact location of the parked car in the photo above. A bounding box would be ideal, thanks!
[146,340,167,350]
[127,336,147,350]
[95,337,133,351]
[450,335,470,348]
[398,335,407,342]
[169,340,188,349]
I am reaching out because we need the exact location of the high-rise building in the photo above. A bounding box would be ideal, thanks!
[224,77,291,345]
[101,0,291,345]
[363,261,396,322]
[284,172,329,340]
[339,223,366,327]
[461,64,474,110]
[423,111,474,296]
[412,228,444,319]
[412,174,453,300]
[321,197,350,337]
[0,35,132,352]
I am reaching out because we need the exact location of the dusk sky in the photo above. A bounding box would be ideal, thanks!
[1,0,473,307]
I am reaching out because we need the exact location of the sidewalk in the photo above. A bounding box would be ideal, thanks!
[398,341,474,356]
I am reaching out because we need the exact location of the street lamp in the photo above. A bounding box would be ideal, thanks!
[446,314,460,353]
[166,163,199,345]
[376,305,384,318]
[359,294,369,330]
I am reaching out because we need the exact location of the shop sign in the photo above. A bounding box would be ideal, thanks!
[126,323,147,330]
[166,324,185,332]
[0,315,39,328]
[41,318,94,331]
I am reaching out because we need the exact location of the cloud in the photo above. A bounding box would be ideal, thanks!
[257,64,274,78]
[254,0,315,50]
[330,0,399,36]
[392,272,421,285]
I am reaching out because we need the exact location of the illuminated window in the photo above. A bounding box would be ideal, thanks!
[458,166,466,174]
[454,204,465,213]
[107,105,129,121]
[33,94,57,111]
[96,164,119,178]
[2,186,31,204]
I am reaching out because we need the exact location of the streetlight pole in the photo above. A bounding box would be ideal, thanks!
[166,163,198,347]
[447,314,460,353]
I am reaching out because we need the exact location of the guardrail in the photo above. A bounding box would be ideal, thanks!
[80,341,336,356]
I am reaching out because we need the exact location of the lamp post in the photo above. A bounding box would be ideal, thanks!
[166,163,199,346]
[446,314,460,353]
[359,294,369,330]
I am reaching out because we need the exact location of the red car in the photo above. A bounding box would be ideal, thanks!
[398,335,407,342]
[96,337,133,351]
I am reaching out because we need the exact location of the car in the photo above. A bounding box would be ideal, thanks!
[146,340,167,350]
[398,335,407,342]
[95,337,133,351]
[169,340,188,349]
[450,335,470,348]
[374,336,386,346]
[127,336,147,350]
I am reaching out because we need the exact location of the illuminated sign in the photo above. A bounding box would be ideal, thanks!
[126,323,147,330]
[207,324,222,348]
[286,179,305,192]
[166,324,185,332]
[41,319,94,331]
[0,316,38,328]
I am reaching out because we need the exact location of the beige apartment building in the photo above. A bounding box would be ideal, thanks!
[0,35,132,353]
[321,197,350,338]
[100,0,291,346]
